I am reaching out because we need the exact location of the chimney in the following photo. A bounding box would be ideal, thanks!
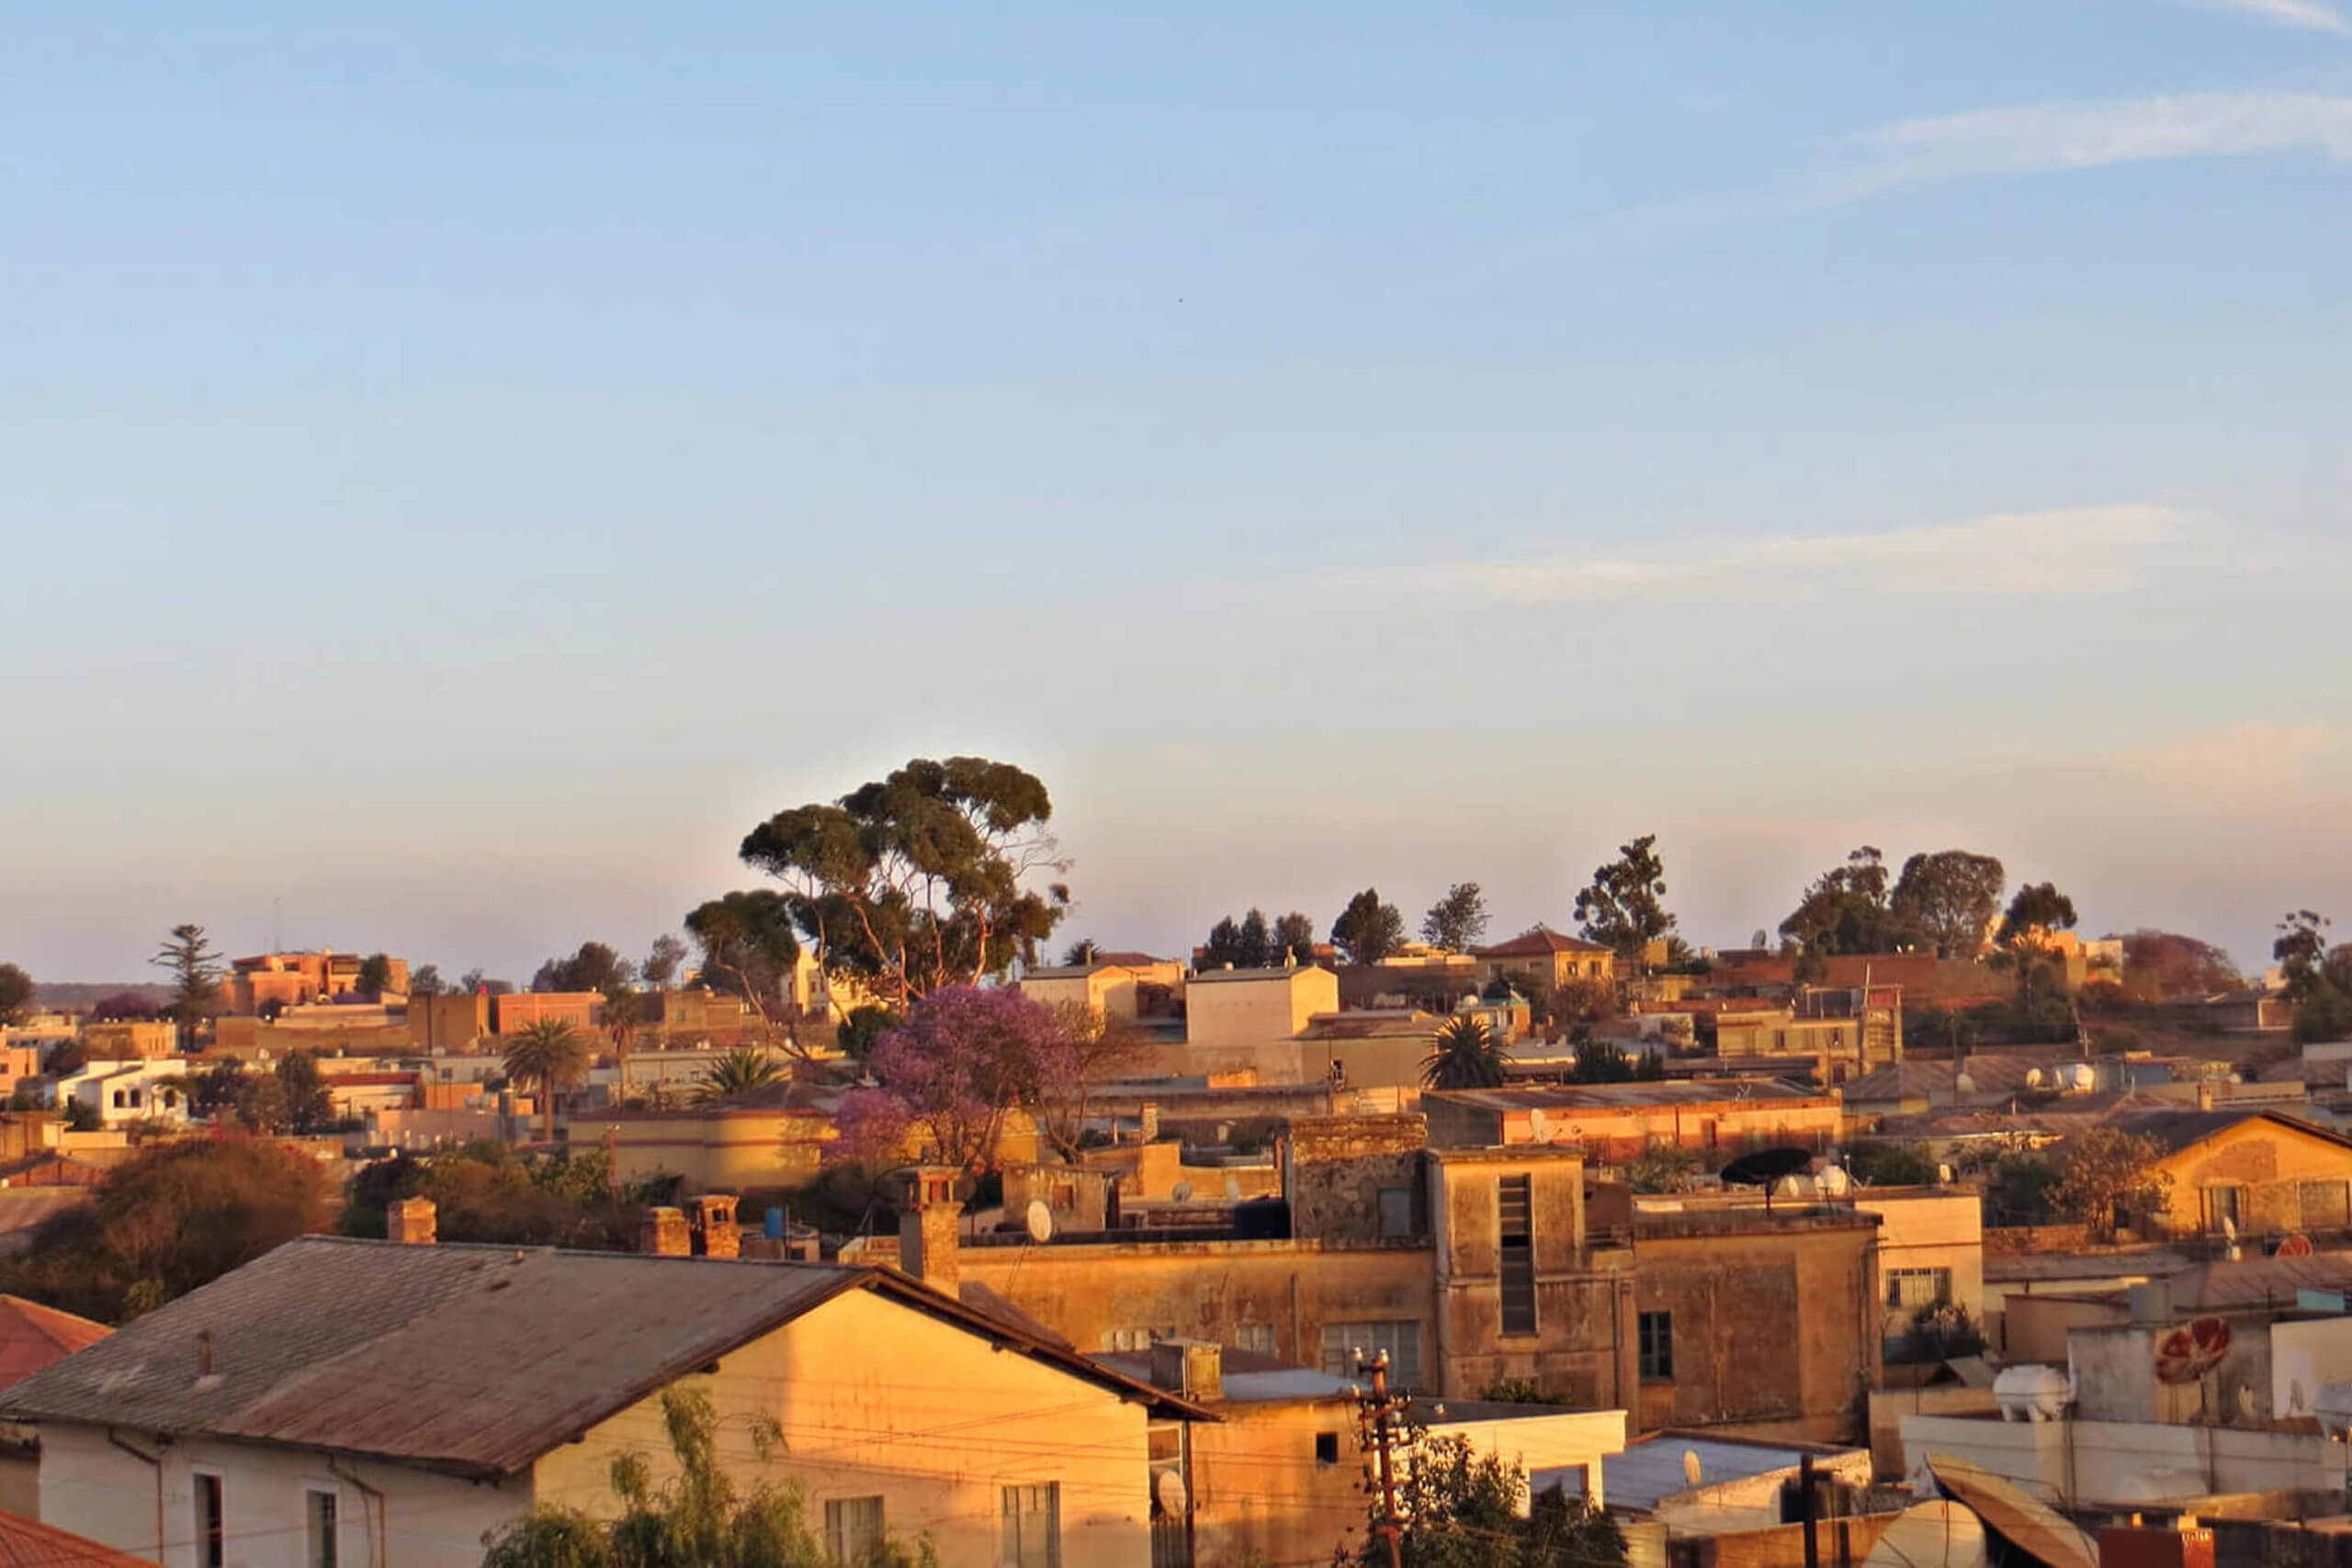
[1140,1101,1160,1143]
[1148,1338,1223,1403]
[639,1206,692,1258]
[391,1197,437,1246]
[895,1167,964,1296]
[690,1194,741,1259]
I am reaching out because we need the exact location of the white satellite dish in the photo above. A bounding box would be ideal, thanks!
[1155,1469,1189,1516]
[1024,1200,1054,1243]
[1953,1073,1977,1096]
[1170,1179,1194,1203]
[2025,1068,2043,1089]
[1860,1502,1987,1568]
[1528,1108,1553,1142]
[2222,1214,2239,1243]
[1682,1449,1702,1487]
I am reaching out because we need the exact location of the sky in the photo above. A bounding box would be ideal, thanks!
[4,2,2349,984]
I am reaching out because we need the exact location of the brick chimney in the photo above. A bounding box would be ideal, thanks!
[639,1206,692,1258]
[690,1194,741,1259]
[895,1167,963,1296]
[391,1197,437,1246]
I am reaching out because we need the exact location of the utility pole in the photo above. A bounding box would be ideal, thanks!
[1799,1451,1819,1568]
[1353,1349,1406,1568]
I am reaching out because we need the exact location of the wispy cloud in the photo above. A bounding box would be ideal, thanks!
[2185,0,2352,35]
[1385,505,2190,606]
[1844,92,2352,194]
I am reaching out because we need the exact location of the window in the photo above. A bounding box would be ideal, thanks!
[1315,1432,1341,1467]
[1106,1326,1169,1352]
[1637,1311,1674,1381]
[194,1475,224,1568]
[1319,1321,1424,1390]
[2206,1187,2242,1235]
[824,1496,885,1564]
[1498,1174,1537,1336]
[1234,1324,1276,1355]
[1886,1268,1953,1309]
[306,1488,339,1568]
[1001,1483,1060,1568]
[1377,1186,1415,1240]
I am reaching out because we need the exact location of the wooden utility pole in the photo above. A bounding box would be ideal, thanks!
[1799,1451,1819,1568]
[1354,1349,1406,1568]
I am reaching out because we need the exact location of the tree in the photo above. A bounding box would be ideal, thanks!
[0,964,32,1027]
[1625,1144,1702,1193]
[345,1145,634,1251]
[151,923,222,1049]
[1993,882,2079,1017]
[836,1005,899,1064]
[458,968,514,997]
[1890,851,2006,959]
[1332,888,1406,964]
[2278,910,2333,997]
[88,990,157,1021]
[481,1383,933,1568]
[1236,908,1273,968]
[831,987,1067,1170]
[1059,936,1101,966]
[1272,911,1317,964]
[0,1138,332,1323]
[1846,1140,1938,1187]
[1033,1004,1151,1163]
[275,1051,335,1134]
[684,891,802,1029]
[1568,1038,1637,1084]
[351,953,392,997]
[1424,1015,1507,1090]
[1780,847,1910,958]
[1573,836,1678,962]
[535,942,634,995]
[1422,883,1491,953]
[695,1048,785,1103]
[642,935,689,990]
[504,1020,593,1145]
[2119,931,2241,999]
[409,964,447,998]
[1359,1416,1627,1568]
[738,756,1069,1013]
[2051,1127,2171,1242]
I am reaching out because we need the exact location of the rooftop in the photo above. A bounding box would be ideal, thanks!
[1186,964,1332,986]
[1428,1080,1828,1113]
[1604,1432,1865,1514]
[0,1236,1203,1476]
[0,1295,107,1393]
[1473,930,1613,959]
[0,1509,156,1568]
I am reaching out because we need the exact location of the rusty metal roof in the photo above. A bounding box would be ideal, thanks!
[0,1236,1205,1477]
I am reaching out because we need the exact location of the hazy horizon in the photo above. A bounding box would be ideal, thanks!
[6,4,2347,985]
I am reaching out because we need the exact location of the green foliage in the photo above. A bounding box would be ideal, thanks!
[354,953,394,996]
[1358,1419,1627,1568]
[481,1384,934,1568]
[151,922,223,1046]
[1892,1303,1988,1364]
[1891,851,2006,959]
[0,964,33,1027]
[1567,1038,1634,1084]
[504,1019,593,1144]
[685,890,805,1024]
[1993,883,2080,1017]
[836,1005,900,1064]
[1422,883,1491,953]
[1332,888,1407,964]
[1573,835,1677,961]
[1059,936,1100,966]
[1476,1377,1550,1404]
[695,1048,785,1103]
[642,935,689,990]
[737,756,1069,1012]
[2291,985,2352,1045]
[1272,911,1317,964]
[62,1099,101,1133]
[1625,1143,1701,1193]
[2277,910,2333,997]
[2051,1127,2171,1241]
[1424,1016,1507,1090]
[274,1050,336,1134]
[1983,1151,2061,1226]
[535,942,635,996]
[1781,847,1911,958]
[2119,930,2240,999]
[2,1137,333,1323]
[345,1145,630,1248]
[409,964,446,998]
[1845,1140,1938,1188]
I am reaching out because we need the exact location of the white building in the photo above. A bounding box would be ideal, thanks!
[51,1058,196,1125]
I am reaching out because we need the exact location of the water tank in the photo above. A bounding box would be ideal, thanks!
[2063,1063,2097,1093]
[1816,1164,1850,1197]
[2314,1382,2352,1439]
[1994,1364,2071,1423]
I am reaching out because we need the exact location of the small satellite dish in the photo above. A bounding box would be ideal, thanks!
[1528,1108,1553,1141]
[1682,1449,1703,1486]
[1953,1073,1977,1096]
[1170,1179,1194,1203]
[1024,1200,1054,1244]
[1155,1469,1188,1516]
[2222,1214,2239,1242]
[1939,1164,1954,1185]
[2025,1068,2043,1089]
[2278,1233,2315,1258]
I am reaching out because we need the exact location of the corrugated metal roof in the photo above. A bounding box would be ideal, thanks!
[1603,1433,1863,1514]
[0,1235,1205,1476]
[1430,1080,1825,1113]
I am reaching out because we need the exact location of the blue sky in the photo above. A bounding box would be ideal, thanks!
[4,2,2348,982]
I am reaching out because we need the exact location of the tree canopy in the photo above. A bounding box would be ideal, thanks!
[684,890,802,1024]
[2119,930,2241,998]
[1574,836,1677,961]
[535,942,635,995]
[1993,882,2079,1017]
[2051,1126,2170,1242]
[151,923,222,1046]
[1780,847,1911,959]
[1890,851,2006,959]
[642,934,689,990]
[504,1020,592,1145]
[738,756,1069,1013]
[1332,888,1407,964]
[1424,1015,1507,1090]
[832,987,1071,1170]
[0,964,32,1027]
[1421,882,1491,953]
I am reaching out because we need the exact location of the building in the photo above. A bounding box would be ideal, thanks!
[1471,930,1616,994]
[581,1084,838,1193]
[51,1059,196,1125]
[1424,1082,1845,1162]
[2059,1107,2352,1241]
[1021,953,1183,1023]
[0,1294,108,1516]
[0,1233,1206,1568]
[1182,964,1340,1051]
[78,1019,177,1061]
[493,990,602,1035]
[226,951,409,1013]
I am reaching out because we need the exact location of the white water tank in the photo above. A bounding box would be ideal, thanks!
[1816,1164,1850,1197]
[1994,1364,2070,1423]
[2062,1063,2096,1093]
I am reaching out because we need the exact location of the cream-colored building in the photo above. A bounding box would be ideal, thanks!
[1,1234,1204,1568]
[1183,964,1340,1049]
[1020,953,1183,1023]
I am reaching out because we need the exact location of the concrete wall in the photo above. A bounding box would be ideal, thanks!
[2272,1317,2352,1423]
[1894,1412,2343,1507]
[1850,1190,1984,1347]
[1184,968,1340,1050]
[1866,1386,1999,1479]
[1427,1095,1845,1160]
[1287,1116,1428,1247]
[534,1289,1154,1568]
[2148,1119,2352,1238]
[578,1106,833,1193]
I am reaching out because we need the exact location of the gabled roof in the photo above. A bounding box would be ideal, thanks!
[1472,930,1612,959]
[0,1296,107,1393]
[0,1236,1206,1478]
[2109,1107,2352,1157]
[0,1510,153,1568]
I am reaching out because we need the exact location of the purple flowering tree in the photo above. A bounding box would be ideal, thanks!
[831,986,1069,1169]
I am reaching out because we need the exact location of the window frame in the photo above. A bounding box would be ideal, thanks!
[1001,1482,1061,1568]
[1497,1173,1537,1337]
[303,1483,340,1568]
[822,1495,886,1565]
[193,1472,225,1568]
[1886,1267,1954,1310]
[1637,1310,1674,1382]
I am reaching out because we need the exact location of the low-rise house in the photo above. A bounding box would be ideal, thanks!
[579,1081,839,1194]
[51,1058,197,1126]
[2106,1108,2352,1241]
[226,950,409,1013]
[1472,930,1616,994]
[1021,953,1182,1023]
[1602,1430,1872,1529]
[1182,964,1340,1051]
[493,990,602,1035]
[78,1019,177,1061]
[0,1232,1206,1568]
[0,1295,108,1515]
[1425,1081,1843,1162]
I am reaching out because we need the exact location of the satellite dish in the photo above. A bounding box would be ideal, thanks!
[1953,1073,1977,1096]
[1024,1200,1054,1243]
[1155,1469,1188,1516]
[1528,1109,1553,1141]
[2025,1068,2043,1089]
[1170,1179,1194,1203]
[1860,1503,1987,1568]
[1682,1449,1702,1486]
[2222,1214,2239,1242]
[2278,1233,2315,1258]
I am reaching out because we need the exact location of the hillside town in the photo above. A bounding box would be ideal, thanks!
[0,759,2348,1568]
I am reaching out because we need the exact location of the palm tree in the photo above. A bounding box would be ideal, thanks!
[503,1019,591,1145]
[1423,1014,1507,1090]
[694,1047,785,1103]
